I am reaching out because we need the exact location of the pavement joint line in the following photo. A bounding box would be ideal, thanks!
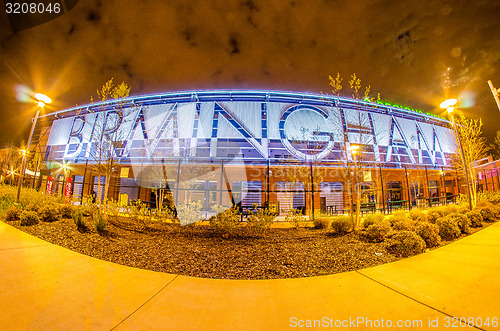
[110,274,180,330]
[355,270,486,331]
[0,244,50,251]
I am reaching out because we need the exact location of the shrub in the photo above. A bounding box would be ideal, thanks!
[313,217,331,229]
[127,200,151,224]
[436,217,461,240]
[415,222,441,248]
[20,210,39,226]
[330,216,351,235]
[392,220,417,231]
[59,204,73,219]
[5,206,21,221]
[466,210,483,228]
[0,187,15,214]
[447,213,471,235]
[81,199,98,217]
[362,213,385,229]
[0,184,57,214]
[408,209,426,222]
[475,201,500,219]
[493,206,500,220]
[72,208,86,231]
[176,201,202,226]
[38,204,60,222]
[457,218,471,235]
[476,200,491,208]
[94,210,107,234]
[105,199,121,219]
[388,210,409,226]
[24,203,39,212]
[365,221,392,243]
[477,191,500,205]
[476,206,497,223]
[385,230,426,257]
[425,210,442,224]
[210,205,241,238]
[457,204,470,214]
[246,207,274,237]
[428,204,458,218]
[438,204,459,215]
[152,205,176,223]
[285,209,304,229]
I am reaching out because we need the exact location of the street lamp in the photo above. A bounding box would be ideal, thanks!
[349,145,360,151]
[348,145,360,183]
[349,145,360,173]
[349,144,360,156]
[16,93,52,202]
[440,99,472,210]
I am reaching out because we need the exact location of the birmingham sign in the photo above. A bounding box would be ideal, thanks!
[44,91,457,167]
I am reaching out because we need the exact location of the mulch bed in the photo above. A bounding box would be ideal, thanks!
[6,216,404,280]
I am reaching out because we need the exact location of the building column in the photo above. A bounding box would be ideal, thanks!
[425,166,431,207]
[404,165,411,210]
[379,165,385,214]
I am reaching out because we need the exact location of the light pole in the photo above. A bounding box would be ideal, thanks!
[16,93,52,202]
[487,80,500,113]
[440,99,473,210]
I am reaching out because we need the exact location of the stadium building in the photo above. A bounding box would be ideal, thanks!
[32,90,463,216]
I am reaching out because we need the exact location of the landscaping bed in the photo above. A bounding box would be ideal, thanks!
[7,216,400,279]
[2,186,499,280]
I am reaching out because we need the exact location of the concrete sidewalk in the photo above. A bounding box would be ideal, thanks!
[1,221,499,330]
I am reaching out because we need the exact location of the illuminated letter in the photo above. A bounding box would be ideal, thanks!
[279,105,338,161]
[65,116,85,158]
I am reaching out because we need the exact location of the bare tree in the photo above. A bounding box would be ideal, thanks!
[0,146,22,185]
[89,79,131,208]
[452,114,489,208]
[329,72,381,230]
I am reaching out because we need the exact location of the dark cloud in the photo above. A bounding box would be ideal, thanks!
[0,0,499,145]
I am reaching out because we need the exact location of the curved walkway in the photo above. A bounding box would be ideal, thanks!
[1,221,499,330]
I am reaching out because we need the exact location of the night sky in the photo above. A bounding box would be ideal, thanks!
[1,0,499,147]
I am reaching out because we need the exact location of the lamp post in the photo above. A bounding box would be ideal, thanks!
[440,99,473,210]
[16,93,52,202]
[349,145,360,159]
[487,80,500,113]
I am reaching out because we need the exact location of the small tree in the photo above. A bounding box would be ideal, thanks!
[89,79,131,209]
[329,73,381,230]
[452,114,489,208]
[0,147,23,185]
